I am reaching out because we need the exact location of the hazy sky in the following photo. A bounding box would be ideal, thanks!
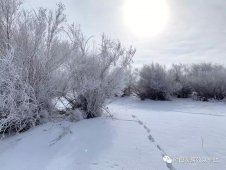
[24,0,226,67]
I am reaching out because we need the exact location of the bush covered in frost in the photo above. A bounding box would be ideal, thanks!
[187,63,226,101]
[136,63,173,100]
[0,52,38,136]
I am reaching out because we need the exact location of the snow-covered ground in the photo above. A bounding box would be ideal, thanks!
[0,97,225,170]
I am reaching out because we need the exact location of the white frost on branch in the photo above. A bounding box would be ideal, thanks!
[0,51,38,136]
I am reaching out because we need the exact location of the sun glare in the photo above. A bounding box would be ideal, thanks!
[123,0,170,38]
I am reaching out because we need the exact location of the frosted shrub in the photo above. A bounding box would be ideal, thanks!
[121,69,138,97]
[61,32,135,118]
[0,0,135,134]
[0,53,38,136]
[0,0,68,113]
[0,0,69,135]
[136,63,173,100]
[169,64,191,98]
[188,63,226,101]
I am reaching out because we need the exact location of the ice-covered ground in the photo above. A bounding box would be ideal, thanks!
[0,97,225,170]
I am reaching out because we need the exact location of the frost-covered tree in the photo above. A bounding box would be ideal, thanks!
[168,64,191,98]
[0,51,38,136]
[60,29,135,118]
[13,3,68,112]
[188,63,226,101]
[0,0,135,136]
[0,1,73,135]
[121,68,138,97]
[0,0,21,54]
[136,63,173,100]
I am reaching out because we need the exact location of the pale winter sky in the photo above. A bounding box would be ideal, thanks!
[24,0,226,67]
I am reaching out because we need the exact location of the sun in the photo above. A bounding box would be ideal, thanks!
[123,0,170,38]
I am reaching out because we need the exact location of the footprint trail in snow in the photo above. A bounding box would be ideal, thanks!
[131,114,177,170]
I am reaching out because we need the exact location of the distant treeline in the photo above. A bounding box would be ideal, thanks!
[123,63,226,101]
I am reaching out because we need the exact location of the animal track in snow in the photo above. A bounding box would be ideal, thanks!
[131,115,177,170]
